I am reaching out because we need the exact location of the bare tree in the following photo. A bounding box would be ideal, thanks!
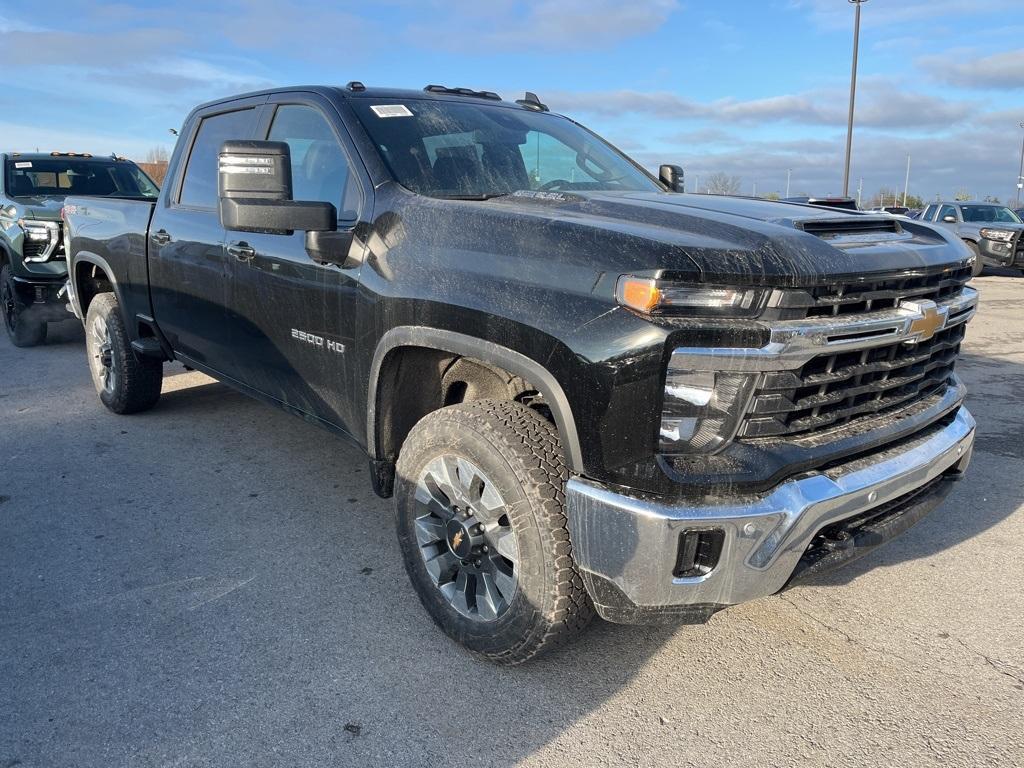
[144,146,170,164]
[954,187,971,202]
[706,172,742,195]
[868,187,900,209]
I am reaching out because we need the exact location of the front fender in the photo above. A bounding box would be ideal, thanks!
[367,326,584,473]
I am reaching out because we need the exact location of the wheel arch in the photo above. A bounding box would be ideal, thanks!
[72,251,123,318]
[368,327,584,483]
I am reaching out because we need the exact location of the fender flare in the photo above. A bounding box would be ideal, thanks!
[70,251,125,318]
[367,326,584,473]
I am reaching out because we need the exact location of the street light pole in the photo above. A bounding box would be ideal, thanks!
[786,168,791,198]
[842,0,867,197]
[1016,121,1024,208]
[903,154,911,206]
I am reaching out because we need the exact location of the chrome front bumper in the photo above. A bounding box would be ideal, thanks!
[566,407,975,624]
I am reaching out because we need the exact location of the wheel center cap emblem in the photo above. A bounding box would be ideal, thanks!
[446,519,472,558]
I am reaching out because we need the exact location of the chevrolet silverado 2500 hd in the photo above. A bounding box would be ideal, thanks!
[63,84,978,663]
[1,152,158,346]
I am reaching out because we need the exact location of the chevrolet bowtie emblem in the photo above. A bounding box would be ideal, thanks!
[451,530,465,550]
[902,299,946,343]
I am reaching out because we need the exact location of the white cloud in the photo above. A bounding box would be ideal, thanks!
[918,49,1024,90]
[548,81,977,130]
[404,0,679,52]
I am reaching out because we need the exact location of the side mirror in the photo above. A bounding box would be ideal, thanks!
[942,215,957,223]
[659,164,685,193]
[218,140,336,235]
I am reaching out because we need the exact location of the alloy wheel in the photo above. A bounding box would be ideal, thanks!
[88,314,117,395]
[414,455,519,622]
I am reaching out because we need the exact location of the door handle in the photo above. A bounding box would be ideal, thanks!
[227,243,256,262]
[151,229,171,246]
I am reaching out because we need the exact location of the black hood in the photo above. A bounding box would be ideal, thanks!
[398,189,972,288]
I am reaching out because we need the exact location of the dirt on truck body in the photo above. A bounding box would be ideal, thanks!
[62,83,977,663]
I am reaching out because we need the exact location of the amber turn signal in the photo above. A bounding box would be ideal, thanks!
[616,277,662,313]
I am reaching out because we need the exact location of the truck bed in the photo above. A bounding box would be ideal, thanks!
[63,197,156,324]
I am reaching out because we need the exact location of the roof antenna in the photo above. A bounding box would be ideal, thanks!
[515,91,549,112]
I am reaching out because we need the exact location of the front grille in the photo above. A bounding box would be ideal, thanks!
[804,265,972,318]
[740,322,965,439]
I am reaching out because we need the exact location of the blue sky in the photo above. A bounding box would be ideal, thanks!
[2,0,1023,203]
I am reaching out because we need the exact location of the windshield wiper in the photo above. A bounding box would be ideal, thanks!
[437,193,513,201]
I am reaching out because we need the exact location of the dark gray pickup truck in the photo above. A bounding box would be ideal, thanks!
[63,84,978,663]
[1,152,159,345]
[920,201,1024,275]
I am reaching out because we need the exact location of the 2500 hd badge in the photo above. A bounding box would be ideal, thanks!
[292,328,345,354]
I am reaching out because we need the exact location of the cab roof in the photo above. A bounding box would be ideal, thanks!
[3,152,129,162]
[192,84,551,115]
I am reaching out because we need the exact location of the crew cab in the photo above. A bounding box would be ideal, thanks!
[920,201,1024,276]
[0,152,158,346]
[63,84,978,663]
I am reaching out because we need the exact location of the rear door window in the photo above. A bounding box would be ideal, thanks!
[179,109,256,209]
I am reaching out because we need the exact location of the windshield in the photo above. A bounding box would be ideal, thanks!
[4,157,159,199]
[960,204,1022,224]
[350,98,660,199]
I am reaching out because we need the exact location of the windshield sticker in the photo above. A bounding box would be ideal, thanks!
[371,104,414,118]
[14,162,32,168]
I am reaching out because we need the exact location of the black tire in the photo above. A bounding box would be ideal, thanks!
[84,292,162,414]
[395,399,594,664]
[1,264,47,347]
[966,241,984,277]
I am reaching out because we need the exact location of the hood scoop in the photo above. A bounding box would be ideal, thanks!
[797,217,903,242]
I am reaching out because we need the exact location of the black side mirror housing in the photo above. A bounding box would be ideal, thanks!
[218,140,337,235]
[659,164,685,193]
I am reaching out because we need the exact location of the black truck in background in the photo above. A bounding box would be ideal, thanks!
[63,84,978,663]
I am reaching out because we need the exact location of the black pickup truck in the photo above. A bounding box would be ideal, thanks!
[63,84,978,663]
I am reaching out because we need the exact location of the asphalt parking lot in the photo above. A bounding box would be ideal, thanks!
[2,271,1022,768]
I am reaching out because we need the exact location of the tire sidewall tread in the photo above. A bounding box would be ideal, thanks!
[1,264,47,347]
[395,399,594,665]
[85,293,162,414]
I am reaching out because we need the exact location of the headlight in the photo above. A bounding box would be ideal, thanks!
[616,276,763,317]
[659,369,758,454]
[979,228,1016,243]
[17,219,61,262]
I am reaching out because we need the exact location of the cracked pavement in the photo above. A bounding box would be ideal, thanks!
[1,270,1022,767]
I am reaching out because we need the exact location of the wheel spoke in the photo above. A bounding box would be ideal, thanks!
[450,569,472,616]
[425,456,461,508]
[414,515,446,546]
[476,572,504,621]
[422,548,459,586]
[491,528,519,564]
[414,482,454,522]
[493,561,516,601]
[475,480,505,520]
